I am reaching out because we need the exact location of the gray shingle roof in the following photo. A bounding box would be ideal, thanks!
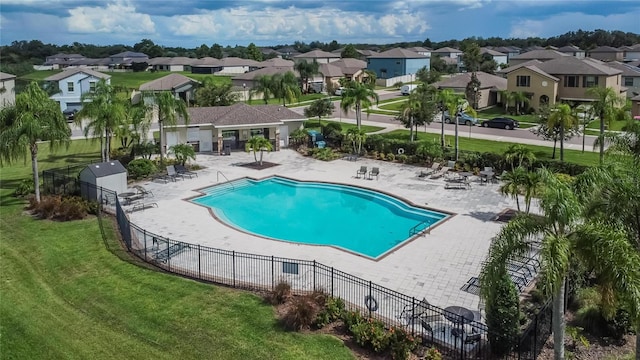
[434,71,507,90]
[293,49,340,59]
[319,63,343,77]
[231,67,296,80]
[605,61,640,77]
[179,103,304,127]
[511,49,569,60]
[139,73,199,91]
[498,59,544,74]
[557,45,583,52]
[538,56,621,75]
[44,68,111,81]
[589,46,621,53]
[258,58,294,67]
[81,161,127,178]
[111,51,148,58]
[433,47,462,54]
[368,48,428,59]
[480,48,506,56]
[192,57,223,66]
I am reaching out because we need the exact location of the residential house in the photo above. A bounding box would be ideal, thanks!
[621,44,640,62]
[231,66,295,92]
[260,47,281,58]
[480,48,508,67]
[508,49,569,66]
[433,71,507,109]
[165,103,305,153]
[66,58,111,71]
[502,56,625,111]
[0,72,16,107]
[257,58,295,68]
[366,48,430,82]
[631,94,640,119]
[293,49,341,64]
[108,51,149,69]
[606,61,640,97]
[148,57,197,72]
[330,47,380,59]
[491,46,521,62]
[191,57,223,74]
[139,73,200,105]
[216,57,261,74]
[44,53,86,69]
[431,47,462,59]
[587,46,623,61]
[407,47,432,57]
[274,46,300,59]
[557,45,586,58]
[317,58,368,92]
[44,68,111,112]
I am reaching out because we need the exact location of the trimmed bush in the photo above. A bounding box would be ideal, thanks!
[14,179,34,197]
[388,327,419,360]
[486,270,520,356]
[350,317,390,353]
[127,159,157,180]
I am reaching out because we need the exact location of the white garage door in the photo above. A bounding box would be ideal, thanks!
[166,131,179,148]
[279,125,289,147]
[199,130,212,152]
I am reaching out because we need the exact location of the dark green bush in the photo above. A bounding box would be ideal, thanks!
[533,159,587,176]
[486,270,520,356]
[14,179,34,197]
[342,310,364,331]
[110,148,133,166]
[127,159,157,180]
[388,327,419,360]
[308,147,340,161]
[350,317,390,353]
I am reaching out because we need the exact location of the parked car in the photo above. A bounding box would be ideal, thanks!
[334,87,345,96]
[443,111,478,126]
[400,84,418,95]
[63,109,78,122]
[481,117,519,130]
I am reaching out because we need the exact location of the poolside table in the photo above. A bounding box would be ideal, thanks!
[479,170,495,184]
[444,306,475,325]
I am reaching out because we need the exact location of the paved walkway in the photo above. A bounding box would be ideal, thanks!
[128,150,536,314]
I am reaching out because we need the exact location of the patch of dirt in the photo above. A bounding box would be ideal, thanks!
[536,333,635,360]
[494,208,518,222]
[238,161,280,170]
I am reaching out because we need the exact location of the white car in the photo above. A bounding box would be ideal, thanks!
[334,87,345,96]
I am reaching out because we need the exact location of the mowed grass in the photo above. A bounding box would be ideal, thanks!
[382,130,600,166]
[0,143,354,359]
[20,70,232,90]
[304,120,384,134]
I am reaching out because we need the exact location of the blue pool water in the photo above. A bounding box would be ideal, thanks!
[191,177,449,258]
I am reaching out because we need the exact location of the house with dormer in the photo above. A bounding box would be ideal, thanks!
[44,68,111,112]
[587,46,623,62]
[557,45,586,59]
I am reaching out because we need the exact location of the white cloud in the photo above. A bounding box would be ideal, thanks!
[66,1,155,34]
[166,5,430,43]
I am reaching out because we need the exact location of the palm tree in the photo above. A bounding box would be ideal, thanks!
[271,71,301,106]
[114,102,151,156]
[245,136,273,165]
[340,81,379,130]
[512,91,530,115]
[345,128,367,156]
[195,79,239,106]
[0,81,70,202]
[482,169,640,360]
[294,60,319,93]
[498,166,527,212]
[586,86,625,164]
[443,92,475,161]
[437,89,457,150]
[362,69,377,88]
[504,144,537,170]
[499,90,515,114]
[548,103,578,162]
[152,91,189,165]
[76,79,127,162]
[249,75,274,104]
[397,92,421,142]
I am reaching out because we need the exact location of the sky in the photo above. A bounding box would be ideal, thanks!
[0,0,639,48]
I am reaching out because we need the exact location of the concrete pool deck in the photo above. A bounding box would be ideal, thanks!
[127,149,531,312]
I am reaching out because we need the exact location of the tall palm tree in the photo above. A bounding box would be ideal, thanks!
[586,86,625,164]
[249,75,274,104]
[271,71,301,106]
[548,103,578,162]
[482,169,640,360]
[498,166,527,212]
[0,81,70,202]
[362,69,377,88]
[114,101,151,156]
[437,89,457,150]
[340,81,379,130]
[512,91,530,115]
[245,136,273,165]
[504,144,537,170]
[76,79,127,162]
[294,60,319,93]
[443,93,475,161]
[152,91,189,165]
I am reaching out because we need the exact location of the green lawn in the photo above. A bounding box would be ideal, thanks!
[586,118,630,131]
[477,107,538,123]
[247,93,335,107]
[377,97,407,105]
[304,120,384,134]
[0,143,354,360]
[20,70,232,90]
[378,101,406,111]
[381,130,600,166]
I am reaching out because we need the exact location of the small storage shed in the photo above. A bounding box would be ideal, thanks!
[79,160,128,202]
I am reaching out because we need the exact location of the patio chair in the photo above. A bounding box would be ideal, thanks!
[356,166,367,179]
[369,167,380,180]
[175,164,198,178]
[133,185,154,198]
[166,165,185,181]
[430,166,450,179]
[418,162,440,177]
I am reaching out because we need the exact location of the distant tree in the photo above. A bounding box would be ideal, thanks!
[0,81,70,203]
[209,43,224,59]
[479,58,498,74]
[465,72,482,109]
[195,79,239,106]
[430,55,446,73]
[294,60,320,93]
[341,44,360,59]
[250,75,274,104]
[247,43,263,61]
[327,40,340,52]
[195,44,210,58]
[271,71,301,106]
[416,66,440,85]
[304,98,335,125]
[461,43,482,73]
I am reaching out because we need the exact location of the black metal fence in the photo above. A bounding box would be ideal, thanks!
[42,166,553,360]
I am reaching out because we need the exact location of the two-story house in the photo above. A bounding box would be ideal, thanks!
[631,94,640,119]
[0,72,16,107]
[431,47,462,59]
[293,49,341,65]
[620,44,640,62]
[503,56,624,110]
[366,48,430,82]
[508,49,569,66]
[491,46,521,63]
[587,46,623,62]
[44,68,111,112]
[407,47,432,57]
[556,45,586,59]
[109,51,149,69]
[480,48,508,67]
[606,61,640,97]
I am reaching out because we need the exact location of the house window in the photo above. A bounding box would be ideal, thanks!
[563,75,579,88]
[583,75,599,87]
[89,81,96,92]
[624,77,634,87]
[250,129,264,138]
[396,61,401,65]
[516,75,530,87]
[67,82,74,92]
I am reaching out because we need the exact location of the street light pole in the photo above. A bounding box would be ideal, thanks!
[243,83,246,103]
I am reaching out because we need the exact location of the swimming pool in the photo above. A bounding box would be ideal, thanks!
[191,176,450,258]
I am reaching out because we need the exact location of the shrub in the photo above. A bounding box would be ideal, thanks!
[110,148,133,166]
[342,310,364,332]
[350,317,390,353]
[169,144,196,166]
[57,196,90,220]
[388,327,419,360]
[315,297,345,329]
[424,347,442,360]
[309,147,340,161]
[396,154,408,163]
[268,280,291,305]
[607,308,634,339]
[127,159,157,180]
[14,179,34,197]
[32,195,62,219]
[378,152,386,161]
[307,288,327,307]
[282,296,316,331]
[386,153,395,162]
[485,270,520,356]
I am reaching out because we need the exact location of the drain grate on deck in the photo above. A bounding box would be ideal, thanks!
[461,277,481,295]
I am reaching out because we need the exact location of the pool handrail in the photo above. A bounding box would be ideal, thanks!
[409,221,431,237]
[216,171,234,190]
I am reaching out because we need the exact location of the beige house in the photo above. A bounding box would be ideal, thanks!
[148,57,198,72]
[318,58,367,91]
[433,71,507,109]
[139,73,200,104]
[0,72,16,107]
[503,56,625,110]
[165,103,305,153]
